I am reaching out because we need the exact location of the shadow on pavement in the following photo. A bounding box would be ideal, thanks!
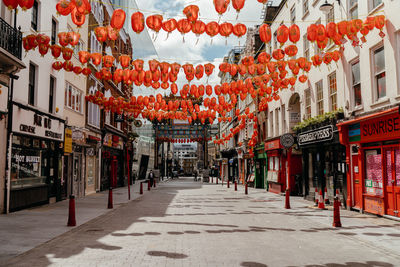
[147,250,188,259]
[4,180,202,266]
[241,261,268,267]
[288,260,394,267]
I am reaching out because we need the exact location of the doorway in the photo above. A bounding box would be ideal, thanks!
[384,148,400,217]
[351,145,362,209]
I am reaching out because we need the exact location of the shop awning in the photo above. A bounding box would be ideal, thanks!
[337,107,398,126]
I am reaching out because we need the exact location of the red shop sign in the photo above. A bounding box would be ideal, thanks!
[264,139,281,151]
[112,135,119,143]
[360,112,400,142]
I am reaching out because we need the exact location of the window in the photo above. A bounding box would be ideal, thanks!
[373,46,386,99]
[87,86,101,128]
[28,63,36,106]
[275,108,279,136]
[31,0,38,31]
[290,6,296,24]
[364,149,383,196]
[49,76,55,113]
[51,18,57,45]
[305,88,311,119]
[73,40,85,57]
[316,80,324,115]
[303,33,310,61]
[282,104,286,133]
[65,82,83,113]
[370,0,382,11]
[303,0,309,17]
[351,61,362,107]
[349,0,358,19]
[328,72,337,111]
[269,111,273,137]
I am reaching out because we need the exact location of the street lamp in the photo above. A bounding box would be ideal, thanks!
[319,0,333,15]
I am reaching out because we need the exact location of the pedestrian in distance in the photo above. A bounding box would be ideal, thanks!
[148,170,154,187]
[194,169,198,181]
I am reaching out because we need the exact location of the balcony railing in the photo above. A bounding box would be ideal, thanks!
[0,17,22,60]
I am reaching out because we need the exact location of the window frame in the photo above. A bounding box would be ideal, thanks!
[328,72,337,111]
[303,0,309,17]
[369,0,383,12]
[51,18,57,45]
[348,0,358,19]
[65,82,83,114]
[372,45,386,100]
[305,88,311,119]
[303,33,310,61]
[290,6,296,24]
[49,76,56,113]
[316,80,324,115]
[28,63,36,106]
[31,0,39,31]
[351,59,362,107]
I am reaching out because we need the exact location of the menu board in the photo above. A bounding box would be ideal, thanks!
[365,153,383,196]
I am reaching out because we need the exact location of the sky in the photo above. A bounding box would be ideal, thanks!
[124,0,270,97]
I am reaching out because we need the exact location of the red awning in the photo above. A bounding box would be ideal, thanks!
[337,107,398,127]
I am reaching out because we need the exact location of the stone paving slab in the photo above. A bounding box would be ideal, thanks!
[2,178,400,267]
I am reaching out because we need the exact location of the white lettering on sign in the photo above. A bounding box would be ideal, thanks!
[14,155,40,163]
[298,125,333,146]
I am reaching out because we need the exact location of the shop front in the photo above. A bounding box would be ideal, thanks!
[220,149,237,182]
[338,108,400,217]
[265,137,302,194]
[254,143,266,189]
[10,105,64,211]
[86,134,101,195]
[101,133,125,191]
[298,124,347,204]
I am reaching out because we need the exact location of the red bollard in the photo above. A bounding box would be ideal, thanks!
[153,179,156,188]
[140,182,143,194]
[108,187,113,209]
[235,181,237,191]
[245,182,248,195]
[148,180,151,191]
[216,178,218,184]
[333,196,342,227]
[67,195,76,227]
[211,177,213,183]
[285,189,291,209]
[227,180,230,188]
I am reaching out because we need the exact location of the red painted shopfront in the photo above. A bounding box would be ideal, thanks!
[338,108,400,217]
[264,138,301,194]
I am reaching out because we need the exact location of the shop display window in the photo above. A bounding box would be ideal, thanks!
[386,149,400,187]
[365,149,383,196]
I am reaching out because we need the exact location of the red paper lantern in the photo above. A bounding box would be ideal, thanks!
[326,22,337,39]
[257,52,270,64]
[119,55,131,68]
[375,15,385,31]
[284,45,298,57]
[94,27,107,42]
[107,26,119,41]
[299,75,308,83]
[307,24,317,42]
[62,47,73,60]
[111,9,126,30]
[272,49,285,60]
[276,25,289,45]
[177,19,192,35]
[195,65,204,80]
[192,20,206,36]
[52,61,63,70]
[68,32,80,46]
[316,24,326,42]
[91,53,102,66]
[259,24,271,43]
[162,18,177,34]
[183,5,199,22]
[18,0,34,10]
[205,21,220,37]
[50,45,62,58]
[131,12,145,34]
[78,50,90,64]
[289,24,300,43]
[73,66,82,75]
[337,21,348,36]
[71,8,85,27]
[38,43,49,56]
[213,0,230,15]
[233,23,247,38]
[63,60,74,72]
[82,67,91,76]
[58,32,69,47]
[146,14,163,32]
[56,0,73,15]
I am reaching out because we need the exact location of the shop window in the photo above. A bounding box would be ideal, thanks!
[28,63,36,106]
[305,88,311,119]
[373,46,386,100]
[365,149,383,196]
[31,0,39,31]
[87,85,100,128]
[65,82,82,113]
[351,60,362,107]
[316,80,324,115]
[51,18,57,45]
[328,72,337,111]
[349,0,358,19]
[303,33,309,61]
[303,0,309,17]
[11,141,47,189]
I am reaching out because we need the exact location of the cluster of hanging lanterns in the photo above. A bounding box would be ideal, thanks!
[56,0,90,27]
[2,0,34,11]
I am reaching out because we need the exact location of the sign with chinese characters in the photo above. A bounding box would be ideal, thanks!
[12,106,64,141]
[280,134,295,149]
[298,125,333,146]
[64,128,73,154]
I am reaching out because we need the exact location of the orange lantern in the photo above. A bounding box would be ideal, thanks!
[107,25,119,41]
[364,16,375,31]
[146,14,163,33]
[91,53,102,66]
[62,47,73,60]
[133,59,144,71]
[68,31,80,46]
[131,12,145,34]
[78,50,90,64]
[111,9,126,30]
[233,23,247,38]
[162,18,177,35]
[213,0,230,15]
[94,27,107,42]
[192,20,206,37]
[337,21,348,36]
[50,45,62,58]
[259,24,271,43]
[316,24,327,42]
[288,24,300,43]
[82,67,91,76]
[195,65,204,80]
[183,5,199,22]
[307,24,317,42]
[103,55,114,68]
[326,22,337,39]
[177,19,192,40]
[38,43,49,56]
[119,55,131,68]
[56,0,73,16]
[170,62,181,75]
[277,25,289,45]
[284,44,298,57]
[58,32,69,47]
[71,8,85,27]
[52,61,63,71]
[375,15,385,36]
[206,21,220,39]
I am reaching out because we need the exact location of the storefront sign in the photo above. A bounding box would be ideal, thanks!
[298,125,333,146]
[360,112,400,142]
[12,106,64,141]
[64,128,73,154]
[72,130,85,143]
[280,134,295,149]
[264,139,281,151]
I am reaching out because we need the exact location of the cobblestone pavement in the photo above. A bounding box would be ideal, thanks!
[3,177,400,267]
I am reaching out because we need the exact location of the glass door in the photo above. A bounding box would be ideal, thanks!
[385,148,400,217]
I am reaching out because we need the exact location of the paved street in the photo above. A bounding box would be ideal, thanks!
[3,177,400,267]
